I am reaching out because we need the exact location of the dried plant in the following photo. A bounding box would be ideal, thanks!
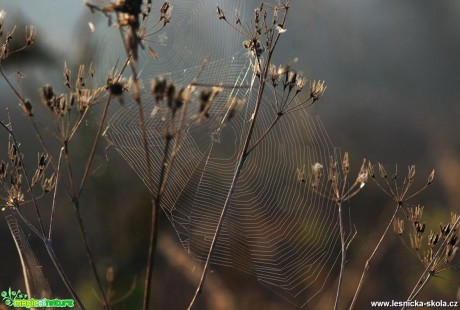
[350,164,435,309]
[307,152,367,310]
[0,1,457,310]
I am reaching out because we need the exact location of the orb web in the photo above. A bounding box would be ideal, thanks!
[92,0,350,307]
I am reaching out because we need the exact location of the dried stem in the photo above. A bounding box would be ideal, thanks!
[48,147,64,240]
[113,18,158,310]
[334,201,345,310]
[45,241,85,309]
[143,135,171,310]
[188,5,290,308]
[349,203,401,310]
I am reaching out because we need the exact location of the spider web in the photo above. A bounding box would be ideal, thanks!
[92,0,349,307]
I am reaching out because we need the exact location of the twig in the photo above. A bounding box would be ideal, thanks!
[48,147,64,240]
[349,203,401,310]
[334,201,345,310]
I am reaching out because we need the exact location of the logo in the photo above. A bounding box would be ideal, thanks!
[1,288,74,308]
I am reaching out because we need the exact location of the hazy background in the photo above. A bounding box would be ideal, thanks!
[1,0,459,309]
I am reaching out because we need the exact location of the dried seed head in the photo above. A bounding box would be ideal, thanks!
[448,233,458,247]
[0,10,6,36]
[410,233,423,251]
[6,184,24,207]
[408,165,416,183]
[428,231,440,247]
[40,84,55,106]
[427,169,435,185]
[368,162,375,178]
[295,75,307,93]
[109,80,124,96]
[444,242,458,263]
[296,165,306,183]
[200,88,212,110]
[378,162,387,178]
[77,64,85,89]
[451,213,459,227]
[41,173,56,193]
[415,222,426,236]
[312,162,324,188]
[276,25,287,33]
[166,82,176,107]
[310,80,327,101]
[440,223,451,238]
[25,25,36,45]
[268,64,280,87]
[217,5,226,20]
[243,39,264,57]
[170,85,187,115]
[408,205,424,223]
[198,86,222,119]
[8,142,22,169]
[151,77,167,103]
[342,152,350,174]
[226,96,245,122]
[357,161,369,188]
[287,71,297,90]
[21,99,33,117]
[160,2,173,25]
[0,161,8,179]
[63,62,71,88]
[77,89,91,113]
[393,218,404,235]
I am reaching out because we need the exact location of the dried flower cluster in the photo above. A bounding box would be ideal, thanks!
[1,140,55,211]
[368,163,435,205]
[307,152,368,204]
[394,207,459,276]
[216,2,289,59]
[86,1,173,61]
[0,10,36,61]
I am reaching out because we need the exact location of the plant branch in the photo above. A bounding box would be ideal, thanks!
[349,203,401,310]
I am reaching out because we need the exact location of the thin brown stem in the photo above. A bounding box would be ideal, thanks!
[246,113,282,156]
[48,147,64,240]
[349,203,401,310]
[188,8,289,304]
[45,241,85,309]
[402,273,432,310]
[143,135,171,310]
[78,94,113,196]
[334,201,345,310]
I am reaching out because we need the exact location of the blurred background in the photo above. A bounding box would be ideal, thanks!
[0,0,459,309]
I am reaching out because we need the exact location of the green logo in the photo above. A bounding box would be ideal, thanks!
[1,288,28,306]
[1,288,74,308]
